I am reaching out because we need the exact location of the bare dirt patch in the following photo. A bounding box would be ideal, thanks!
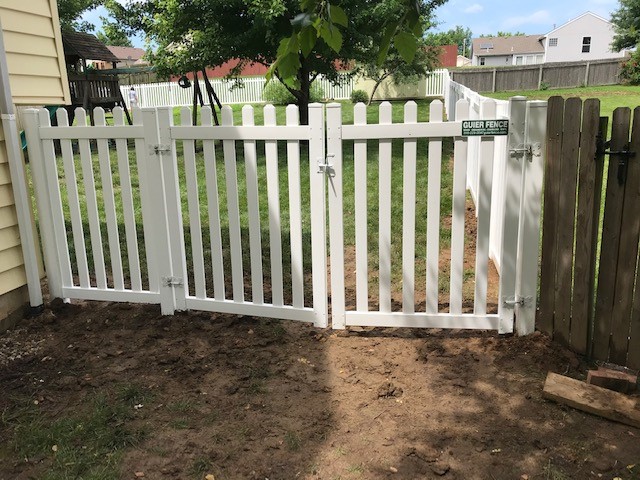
[1,299,639,480]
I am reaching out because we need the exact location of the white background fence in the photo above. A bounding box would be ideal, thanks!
[120,69,450,108]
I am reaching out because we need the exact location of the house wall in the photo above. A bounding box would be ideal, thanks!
[0,0,70,326]
[0,0,70,105]
[472,54,513,66]
[545,14,626,63]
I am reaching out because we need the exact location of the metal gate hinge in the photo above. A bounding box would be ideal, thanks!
[150,144,171,155]
[502,296,532,307]
[317,154,335,176]
[162,276,183,287]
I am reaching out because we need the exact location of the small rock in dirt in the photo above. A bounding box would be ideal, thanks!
[389,466,398,473]
[134,472,145,478]
[430,461,450,476]
[205,475,216,480]
[377,382,403,398]
[40,310,56,324]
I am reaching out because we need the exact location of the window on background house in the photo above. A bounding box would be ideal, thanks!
[480,57,485,65]
[515,56,523,65]
[536,54,544,63]
[549,38,558,47]
[582,37,591,53]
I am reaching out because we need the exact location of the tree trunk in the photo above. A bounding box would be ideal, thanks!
[297,57,311,125]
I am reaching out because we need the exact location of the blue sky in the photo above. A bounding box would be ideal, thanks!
[82,0,621,49]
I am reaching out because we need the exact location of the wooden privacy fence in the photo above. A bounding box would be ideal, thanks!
[451,58,622,93]
[539,96,640,369]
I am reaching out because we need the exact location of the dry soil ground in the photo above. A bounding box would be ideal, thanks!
[1,299,640,480]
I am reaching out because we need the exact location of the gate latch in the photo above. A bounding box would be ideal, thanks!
[317,154,335,176]
[150,144,171,155]
[502,296,531,307]
[162,276,183,287]
[509,143,541,160]
[598,141,636,185]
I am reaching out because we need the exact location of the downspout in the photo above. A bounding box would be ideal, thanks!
[0,18,44,310]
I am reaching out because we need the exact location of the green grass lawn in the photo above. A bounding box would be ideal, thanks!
[485,84,640,120]
[56,98,453,305]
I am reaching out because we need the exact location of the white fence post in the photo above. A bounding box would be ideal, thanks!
[308,103,328,327]
[516,100,547,335]
[141,107,177,315]
[326,102,345,328]
[498,97,526,334]
[22,109,64,299]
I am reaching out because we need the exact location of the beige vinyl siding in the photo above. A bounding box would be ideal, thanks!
[0,0,70,105]
[0,117,24,295]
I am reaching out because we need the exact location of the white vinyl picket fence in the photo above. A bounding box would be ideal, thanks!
[23,97,545,334]
[120,69,450,109]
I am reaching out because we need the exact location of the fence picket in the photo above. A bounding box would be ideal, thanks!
[94,107,125,290]
[354,103,368,312]
[594,107,632,360]
[286,105,304,308]
[609,107,640,364]
[77,108,107,289]
[538,96,565,334]
[201,107,226,299]
[113,107,142,291]
[473,99,496,315]
[221,106,245,302]
[402,101,418,313]
[242,105,264,304]
[57,108,90,288]
[264,105,284,306]
[449,100,469,315]
[181,107,206,299]
[570,99,600,353]
[426,100,443,314]
[132,107,158,292]
[378,102,393,313]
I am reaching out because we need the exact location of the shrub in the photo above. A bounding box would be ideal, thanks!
[350,89,369,104]
[539,81,550,91]
[620,51,640,85]
[263,81,324,105]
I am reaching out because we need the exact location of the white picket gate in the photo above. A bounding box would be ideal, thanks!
[23,98,545,334]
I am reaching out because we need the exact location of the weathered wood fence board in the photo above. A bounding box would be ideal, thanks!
[540,97,640,369]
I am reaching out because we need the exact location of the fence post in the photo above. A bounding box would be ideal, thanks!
[492,69,497,93]
[584,62,590,86]
[22,109,64,299]
[517,100,547,335]
[498,97,525,334]
[326,103,345,328]
[141,108,177,315]
[308,103,328,328]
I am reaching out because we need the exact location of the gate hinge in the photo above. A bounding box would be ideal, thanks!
[150,144,171,155]
[317,154,335,176]
[162,276,183,287]
[502,296,532,307]
[509,143,541,160]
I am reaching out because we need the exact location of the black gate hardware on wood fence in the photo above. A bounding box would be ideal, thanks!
[596,140,636,185]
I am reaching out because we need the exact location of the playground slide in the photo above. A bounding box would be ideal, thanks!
[20,106,59,150]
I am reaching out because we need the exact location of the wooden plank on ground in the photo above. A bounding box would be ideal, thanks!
[593,107,632,361]
[538,96,565,335]
[571,99,600,355]
[542,372,640,428]
[554,97,582,345]
[610,106,640,365]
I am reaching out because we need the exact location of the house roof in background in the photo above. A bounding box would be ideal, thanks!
[472,35,545,57]
[107,46,146,62]
[62,31,119,62]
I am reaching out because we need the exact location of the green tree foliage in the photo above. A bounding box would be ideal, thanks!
[57,0,102,32]
[425,26,472,57]
[611,0,640,51]
[479,31,525,37]
[96,17,133,46]
[105,0,446,123]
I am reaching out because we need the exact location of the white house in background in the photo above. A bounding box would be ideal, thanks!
[542,12,627,63]
[471,35,545,66]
